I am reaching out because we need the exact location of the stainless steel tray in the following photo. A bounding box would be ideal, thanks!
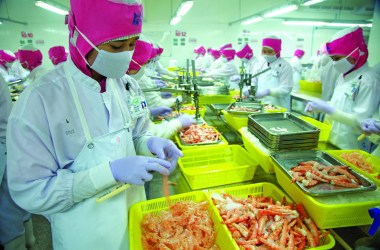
[226,102,263,115]
[248,112,320,141]
[198,86,230,95]
[271,150,376,196]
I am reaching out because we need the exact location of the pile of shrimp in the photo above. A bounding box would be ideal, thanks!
[340,152,374,174]
[180,125,220,144]
[141,200,219,250]
[211,193,328,250]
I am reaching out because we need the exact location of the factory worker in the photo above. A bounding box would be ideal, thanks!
[319,45,340,101]
[201,47,213,71]
[6,1,183,249]
[0,75,36,250]
[48,45,68,66]
[18,45,47,88]
[128,39,179,108]
[289,49,304,92]
[202,47,239,89]
[253,35,293,109]
[193,45,206,71]
[10,52,30,80]
[0,50,17,81]
[208,48,223,70]
[305,27,380,151]
[236,43,258,75]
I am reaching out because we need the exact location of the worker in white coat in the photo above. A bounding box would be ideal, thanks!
[6,1,183,249]
[0,75,36,250]
[289,49,304,92]
[236,43,259,75]
[201,47,213,72]
[0,50,17,82]
[202,47,239,89]
[305,27,380,151]
[253,35,293,110]
[193,45,206,71]
[18,45,47,88]
[208,48,223,71]
[48,46,68,66]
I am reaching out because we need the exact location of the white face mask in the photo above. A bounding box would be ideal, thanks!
[263,54,277,63]
[221,57,228,63]
[241,58,249,64]
[74,27,133,78]
[332,47,358,74]
[130,66,145,81]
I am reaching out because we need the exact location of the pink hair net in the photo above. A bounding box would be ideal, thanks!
[18,46,43,71]
[149,47,158,60]
[0,50,16,68]
[48,46,68,65]
[157,47,164,55]
[236,44,253,60]
[194,45,206,55]
[210,49,221,59]
[128,40,153,71]
[221,48,236,61]
[220,43,232,51]
[326,27,368,72]
[262,36,282,57]
[294,49,305,59]
[68,0,143,76]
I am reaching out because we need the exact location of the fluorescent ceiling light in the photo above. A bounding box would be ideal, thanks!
[170,16,181,26]
[283,20,372,27]
[241,16,263,25]
[177,1,193,17]
[264,5,298,18]
[35,1,68,15]
[302,0,325,6]
[0,21,2,25]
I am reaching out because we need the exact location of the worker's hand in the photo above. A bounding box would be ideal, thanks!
[360,118,380,135]
[304,99,335,114]
[110,156,170,185]
[149,106,172,117]
[161,92,173,98]
[155,80,166,88]
[177,114,195,128]
[147,137,183,173]
[255,89,270,98]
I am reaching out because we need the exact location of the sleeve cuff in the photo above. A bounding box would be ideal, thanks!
[89,162,118,191]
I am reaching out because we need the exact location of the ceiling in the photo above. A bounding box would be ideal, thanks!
[0,0,375,26]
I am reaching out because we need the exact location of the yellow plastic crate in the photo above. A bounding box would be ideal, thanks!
[222,110,248,131]
[179,104,206,118]
[273,160,380,229]
[129,191,237,250]
[178,145,258,190]
[174,126,229,150]
[326,150,380,186]
[240,128,275,173]
[199,94,236,105]
[300,116,331,142]
[300,80,322,93]
[206,183,335,250]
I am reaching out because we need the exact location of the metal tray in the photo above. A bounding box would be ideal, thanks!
[178,126,222,146]
[226,102,263,115]
[248,112,320,141]
[271,150,376,196]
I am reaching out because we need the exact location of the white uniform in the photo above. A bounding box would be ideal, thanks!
[202,54,213,71]
[0,75,12,182]
[21,65,48,88]
[194,55,204,71]
[10,60,30,80]
[7,59,152,249]
[289,56,303,92]
[202,60,239,89]
[320,60,340,101]
[328,63,380,150]
[255,57,293,109]
[132,68,177,108]
[208,58,223,71]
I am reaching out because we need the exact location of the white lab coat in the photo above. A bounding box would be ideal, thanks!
[202,54,213,71]
[289,56,303,92]
[21,65,48,88]
[194,55,204,71]
[202,60,239,88]
[208,58,223,71]
[132,69,177,108]
[373,62,380,77]
[255,57,293,110]
[6,59,153,249]
[320,60,340,101]
[328,63,380,150]
[0,75,12,181]
[10,61,30,80]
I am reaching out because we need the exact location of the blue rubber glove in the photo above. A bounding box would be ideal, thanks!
[110,156,170,185]
[304,99,335,114]
[177,114,195,128]
[161,92,173,98]
[360,118,380,135]
[255,89,270,98]
[147,137,183,173]
[149,106,172,117]
[155,80,166,88]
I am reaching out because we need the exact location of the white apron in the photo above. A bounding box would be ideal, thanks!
[0,142,6,185]
[50,65,146,250]
[257,65,290,110]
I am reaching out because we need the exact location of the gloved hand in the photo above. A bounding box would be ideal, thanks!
[155,80,166,88]
[110,156,171,185]
[149,106,172,117]
[177,114,195,128]
[255,89,270,98]
[304,99,335,114]
[147,137,183,173]
[161,92,173,98]
[360,118,380,135]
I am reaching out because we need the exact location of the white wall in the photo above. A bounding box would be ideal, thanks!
[367,0,380,66]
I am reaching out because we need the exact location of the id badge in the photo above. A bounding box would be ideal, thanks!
[127,95,148,119]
